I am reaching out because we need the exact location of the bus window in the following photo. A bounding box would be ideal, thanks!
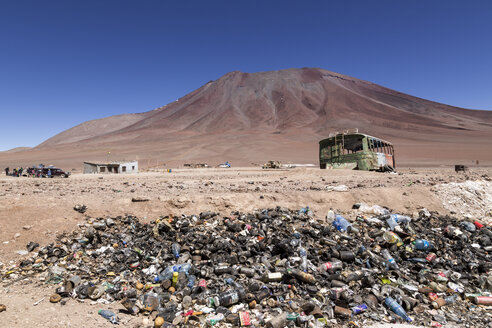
[321,146,331,158]
[343,137,364,153]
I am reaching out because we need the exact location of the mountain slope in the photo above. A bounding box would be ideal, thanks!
[2,67,492,168]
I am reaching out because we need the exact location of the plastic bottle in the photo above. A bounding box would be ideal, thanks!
[98,309,119,324]
[381,249,399,270]
[385,297,412,322]
[157,263,192,281]
[413,239,433,251]
[299,247,308,272]
[333,215,352,232]
[318,260,343,272]
[171,243,181,259]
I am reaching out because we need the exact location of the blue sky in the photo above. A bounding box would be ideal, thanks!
[1,1,491,150]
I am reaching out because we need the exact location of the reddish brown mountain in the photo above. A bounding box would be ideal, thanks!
[2,68,492,168]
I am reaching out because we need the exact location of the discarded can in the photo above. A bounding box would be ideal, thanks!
[473,296,492,305]
[431,298,446,309]
[88,285,105,300]
[319,261,343,272]
[339,250,355,261]
[287,268,316,284]
[239,311,251,326]
[334,305,352,317]
[240,267,255,277]
[172,272,179,288]
[262,272,283,282]
[428,292,439,301]
[426,252,437,262]
[121,298,139,315]
[351,304,368,314]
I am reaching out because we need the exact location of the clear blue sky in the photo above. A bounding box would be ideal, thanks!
[1,1,491,150]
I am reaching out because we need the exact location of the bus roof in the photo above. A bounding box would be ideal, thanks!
[319,133,393,146]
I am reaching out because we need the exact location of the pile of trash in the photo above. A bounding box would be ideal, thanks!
[3,205,492,327]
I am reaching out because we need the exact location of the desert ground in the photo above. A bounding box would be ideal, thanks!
[0,167,491,327]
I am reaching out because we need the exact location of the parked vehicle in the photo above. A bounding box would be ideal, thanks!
[27,166,70,178]
[41,167,70,178]
[319,130,395,171]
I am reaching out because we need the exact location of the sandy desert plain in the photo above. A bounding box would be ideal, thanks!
[0,166,490,327]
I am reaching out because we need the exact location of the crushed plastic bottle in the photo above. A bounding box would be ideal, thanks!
[187,274,196,288]
[385,297,412,322]
[98,309,119,324]
[171,243,181,258]
[381,249,399,270]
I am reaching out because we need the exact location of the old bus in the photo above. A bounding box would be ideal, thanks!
[319,132,395,171]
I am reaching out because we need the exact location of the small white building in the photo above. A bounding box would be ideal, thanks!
[83,161,138,174]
